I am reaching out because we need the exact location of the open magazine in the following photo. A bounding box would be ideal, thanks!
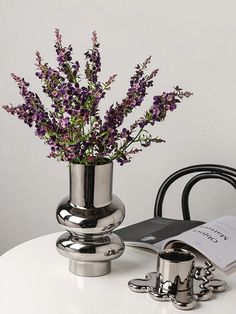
[115,216,236,272]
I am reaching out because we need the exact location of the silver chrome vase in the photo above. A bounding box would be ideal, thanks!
[56,162,125,277]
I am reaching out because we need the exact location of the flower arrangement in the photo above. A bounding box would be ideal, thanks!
[3,29,192,165]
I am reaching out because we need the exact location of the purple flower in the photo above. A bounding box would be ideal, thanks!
[2,30,192,166]
[59,117,70,129]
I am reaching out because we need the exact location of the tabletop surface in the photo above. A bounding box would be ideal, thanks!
[0,232,235,314]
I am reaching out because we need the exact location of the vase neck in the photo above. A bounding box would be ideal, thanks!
[69,163,113,208]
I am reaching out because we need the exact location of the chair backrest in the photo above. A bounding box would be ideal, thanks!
[154,164,236,220]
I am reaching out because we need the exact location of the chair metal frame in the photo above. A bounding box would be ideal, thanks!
[154,164,236,220]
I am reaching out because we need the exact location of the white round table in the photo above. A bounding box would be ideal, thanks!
[0,232,235,314]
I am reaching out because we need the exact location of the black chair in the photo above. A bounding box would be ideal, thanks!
[154,164,236,220]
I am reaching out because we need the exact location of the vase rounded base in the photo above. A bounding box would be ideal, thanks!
[69,260,111,277]
[56,231,124,277]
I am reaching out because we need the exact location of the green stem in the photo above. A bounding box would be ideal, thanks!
[110,128,144,161]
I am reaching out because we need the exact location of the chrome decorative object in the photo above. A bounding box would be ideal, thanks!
[56,162,125,277]
[128,248,227,310]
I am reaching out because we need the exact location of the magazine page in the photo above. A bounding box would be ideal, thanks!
[115,217,204,251]
[163,216,236,271]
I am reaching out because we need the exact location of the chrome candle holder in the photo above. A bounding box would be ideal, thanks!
[128,248,227,310]
[56,163,125,277]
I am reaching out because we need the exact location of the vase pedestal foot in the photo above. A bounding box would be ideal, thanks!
[69,260,111,277]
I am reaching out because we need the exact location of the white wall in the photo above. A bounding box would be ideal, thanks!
[0,0,236,255]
